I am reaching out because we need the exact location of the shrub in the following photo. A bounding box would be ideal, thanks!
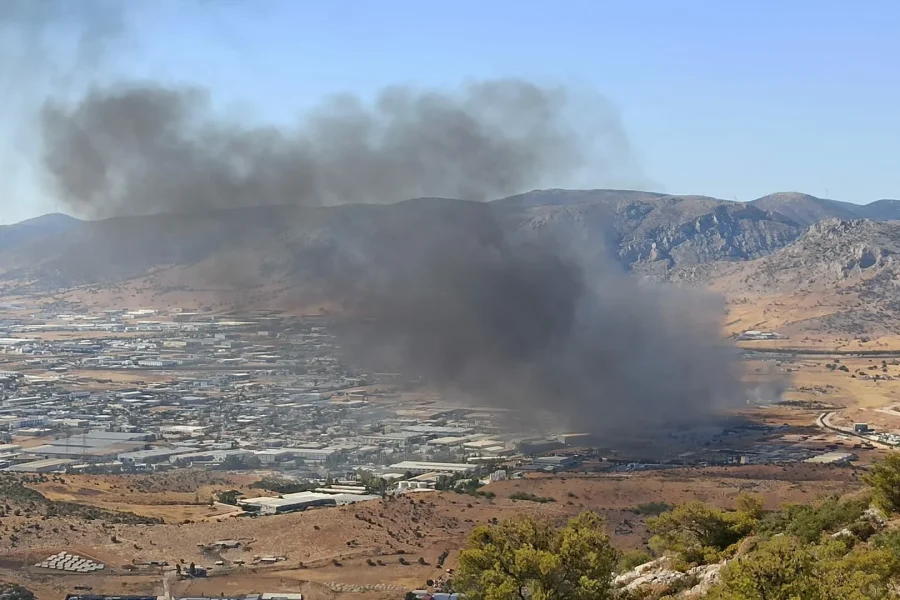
[0,583,35,600]
[617,549,652,572]
[864,453,900,513]
[758,496,868,542]
[633,501,673,516]
[707,535,899,599]
[455,512,616,600]
[508,492,555,503]
[647,501,756,563]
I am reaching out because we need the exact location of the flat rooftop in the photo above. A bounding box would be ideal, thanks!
[30,442,143,457]
[805,451,856,464]
[239,492,339,508]
[7,458,75,471]
[389,460,474,473]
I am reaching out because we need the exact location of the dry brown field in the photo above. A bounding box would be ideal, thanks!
[0,464,865,600]
[30,472,262,523]
[0,291,898,598]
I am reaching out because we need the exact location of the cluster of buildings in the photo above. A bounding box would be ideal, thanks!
[1,305,853,493]
[0,307,586,485]
[737,329,788,341]
[237,488,378,514]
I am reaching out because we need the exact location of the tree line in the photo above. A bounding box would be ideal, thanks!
[450,452,900,600]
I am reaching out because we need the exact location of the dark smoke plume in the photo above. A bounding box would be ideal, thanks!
[37,79,754,435]
[339,210,745,435]
[22,2,756,435]
[40,80,643,217]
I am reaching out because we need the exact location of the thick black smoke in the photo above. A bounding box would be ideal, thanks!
[40,80,640,216]
[339,210,745,435]
[38,79,752,434]
[20,3,758,436]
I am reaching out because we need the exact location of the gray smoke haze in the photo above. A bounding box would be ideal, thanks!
[40,80,642,217]
[338,211,746,435]
[20,4,758,436]
[38,78,753,434]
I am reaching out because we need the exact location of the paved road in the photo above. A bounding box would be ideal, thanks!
[816,411,895,449]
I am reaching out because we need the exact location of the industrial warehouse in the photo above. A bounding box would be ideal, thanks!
[0,308,600,485]
[237,490,378,515]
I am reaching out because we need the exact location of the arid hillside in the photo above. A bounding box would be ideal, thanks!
[2,190,900,337]
[672,219,900,338]
[0,466,862,600]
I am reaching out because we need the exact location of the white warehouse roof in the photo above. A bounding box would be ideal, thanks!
[389,460,474,474]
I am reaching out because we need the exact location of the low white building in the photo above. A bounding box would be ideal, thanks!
[6,458,74,473]
[254,448,296,465]
[238,492,339,515]
[389,460,474,474]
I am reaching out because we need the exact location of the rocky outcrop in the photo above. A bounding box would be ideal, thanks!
[701,219,900,303]
[613,557,726,598]
[619,204,800,272]
[506,195,803,274]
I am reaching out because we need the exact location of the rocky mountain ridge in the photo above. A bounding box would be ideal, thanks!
[2,189,899,335]
[674,219,900,335]
[750,192,900,226]
[0,191,804,291]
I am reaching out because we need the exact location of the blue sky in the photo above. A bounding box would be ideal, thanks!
[3,0,899,222]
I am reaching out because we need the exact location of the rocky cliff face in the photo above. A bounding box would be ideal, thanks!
[670,219,900,335]
[614,556,726,598]
[502,192,804,275]
[619,204,800,274]
[730,219,900,293]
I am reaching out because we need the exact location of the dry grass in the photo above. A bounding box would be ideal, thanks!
[765,356,900,409]
[723,293,841,337]
[29,472,259,524]
[0,465,866,600]
[721,288,900,351]
[0,287,891,598]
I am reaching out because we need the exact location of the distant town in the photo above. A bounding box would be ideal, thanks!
[0,306,874,507]
[0,305,610,505]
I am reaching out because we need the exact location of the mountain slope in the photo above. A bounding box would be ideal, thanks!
[493,188,669,209]
[0,213,81,254]
[688,219,900,335]
[0,200,509,305]
[0,192,808,294]
[750,192,863,226]
[1,190,899,337]
[861,199,900,221]
[750,192,900,225]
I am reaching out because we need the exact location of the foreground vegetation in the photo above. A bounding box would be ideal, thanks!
[452,452,900,599]
[456,511,618,600]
